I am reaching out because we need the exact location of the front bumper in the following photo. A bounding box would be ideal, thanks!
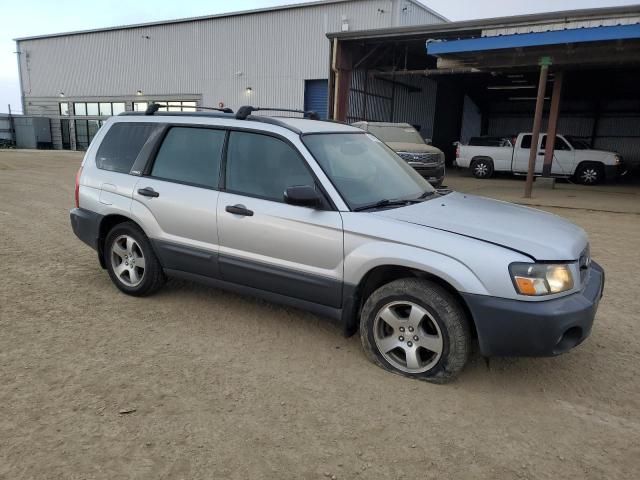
[462,261,604,357]
[409,163,445,185]
[604,162,627,181]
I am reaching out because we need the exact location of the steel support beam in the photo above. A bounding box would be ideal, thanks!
[542,71,564,177]
[524,62,549,198]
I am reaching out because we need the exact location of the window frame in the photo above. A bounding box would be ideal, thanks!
[144,124,229,191]
[221,128,335,210]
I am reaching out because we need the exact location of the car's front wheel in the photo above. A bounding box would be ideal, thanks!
[360,278,471,383]
[104,221,165,296]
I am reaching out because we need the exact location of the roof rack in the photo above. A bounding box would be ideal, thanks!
[235,105,319,120]
[145,102,233,115]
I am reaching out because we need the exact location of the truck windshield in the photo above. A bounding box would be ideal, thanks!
[367,125,425,144]
[302,133,433,210]
[565,136,591,150]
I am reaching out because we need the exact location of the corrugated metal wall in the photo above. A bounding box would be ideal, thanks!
[482,14,640,36]
[17,1,443,109]
[347,70,438,138]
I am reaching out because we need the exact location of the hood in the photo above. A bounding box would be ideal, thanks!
[386,142,442,154]
[373,192,587,260]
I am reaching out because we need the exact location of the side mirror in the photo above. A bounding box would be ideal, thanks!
[284,185,321,208]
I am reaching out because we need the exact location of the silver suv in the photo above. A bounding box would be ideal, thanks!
[70,106,604,382]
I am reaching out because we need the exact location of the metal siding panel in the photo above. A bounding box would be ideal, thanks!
[17,0,398,113]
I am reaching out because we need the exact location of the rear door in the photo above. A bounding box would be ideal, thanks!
[217,130,344,307]
[131,126,226,278]
[512,134,541,173]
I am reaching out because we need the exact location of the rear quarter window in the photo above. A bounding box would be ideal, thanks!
[95,123,156,173]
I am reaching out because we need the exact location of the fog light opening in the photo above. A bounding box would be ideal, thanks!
[554,326,583,354]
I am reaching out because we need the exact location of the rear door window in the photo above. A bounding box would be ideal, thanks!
[150,127,225,189]
[96,123,156,173]
[520,135,532,149]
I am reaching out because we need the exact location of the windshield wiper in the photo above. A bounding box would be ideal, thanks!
[353,198,412,212]
[417,190,436,200]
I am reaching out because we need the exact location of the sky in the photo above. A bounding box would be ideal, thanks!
[1,0,638,113]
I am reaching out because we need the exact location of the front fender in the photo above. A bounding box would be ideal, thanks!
[344,241,489,295]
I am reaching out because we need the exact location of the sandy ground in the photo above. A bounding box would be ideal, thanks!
[1,150,639,479]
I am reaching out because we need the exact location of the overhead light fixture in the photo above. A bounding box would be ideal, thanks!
[245,87,252,93]
[487,85,536,90]
[136,90,143,96]
[508,96,551,101]
[59,92,65,97]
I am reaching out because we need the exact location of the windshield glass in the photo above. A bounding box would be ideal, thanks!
[302,133,434,210]
[367,125,425,145]
[565,136,590,150]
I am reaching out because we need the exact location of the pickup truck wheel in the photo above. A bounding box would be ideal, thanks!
[360,278,471,383]
[575,163,603,185]
[104,222,166,296]
[471,158,493,179]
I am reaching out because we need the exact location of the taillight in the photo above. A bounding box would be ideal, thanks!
[75,166,83,208]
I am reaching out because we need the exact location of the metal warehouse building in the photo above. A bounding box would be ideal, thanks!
[14,0,445,150]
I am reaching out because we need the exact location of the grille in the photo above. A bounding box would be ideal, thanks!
[397,152,442,164]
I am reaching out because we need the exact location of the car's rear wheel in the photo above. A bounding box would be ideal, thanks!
[104,222,165,296]
[360,278,471,383]
[471,158,494,179]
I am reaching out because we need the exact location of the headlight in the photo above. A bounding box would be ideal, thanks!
[509,263,574,296]
[614,155,621,164]
[439,152,445,164]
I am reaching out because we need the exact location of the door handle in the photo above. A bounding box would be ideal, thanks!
[538,152,545,156]
[138,187,159,198]
[225,204,254,216]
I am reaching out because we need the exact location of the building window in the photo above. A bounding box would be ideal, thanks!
[60,119,71,149]
[73,102,125,117]
[59,103,69,116]
[86,103,99,116]
[133,100,197,112]
[74,119,103,150]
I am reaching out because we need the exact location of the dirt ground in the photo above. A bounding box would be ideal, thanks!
[1,149,639,480]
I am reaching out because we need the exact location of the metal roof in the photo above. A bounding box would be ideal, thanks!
[427,23,640,55]
[14,0,447,42]
[326,4,640,41]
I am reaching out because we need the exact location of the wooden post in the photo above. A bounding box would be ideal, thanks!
[542,71,563,177]
[524,59,550,198]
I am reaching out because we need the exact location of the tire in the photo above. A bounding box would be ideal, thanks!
[103,221,166,296]
[359,278,471,383]
[575,162,603,185]
[471,158,494,179]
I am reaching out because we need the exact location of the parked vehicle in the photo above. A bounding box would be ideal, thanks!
[456,133,624,184]
[352,121,445,187]
[70,105,604,382]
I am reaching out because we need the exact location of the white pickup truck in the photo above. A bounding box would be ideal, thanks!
[455,133,624,184]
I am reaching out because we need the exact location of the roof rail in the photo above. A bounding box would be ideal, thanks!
[144,102,233,115]
[235,105,319,120]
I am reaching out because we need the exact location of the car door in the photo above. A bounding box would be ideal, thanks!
[131,126,226,278]
[217,130,344,308]
[540,135,575,175]
[512,134,535,173]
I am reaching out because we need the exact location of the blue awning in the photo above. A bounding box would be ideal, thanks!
[427,23,640,55]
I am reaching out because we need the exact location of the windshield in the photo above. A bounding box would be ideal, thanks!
[367,125,425,145]
[565,136,591,150]
[302,133,434,210]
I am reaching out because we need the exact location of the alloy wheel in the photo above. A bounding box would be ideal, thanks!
[110,235,146,287]
[373,301,444,373]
